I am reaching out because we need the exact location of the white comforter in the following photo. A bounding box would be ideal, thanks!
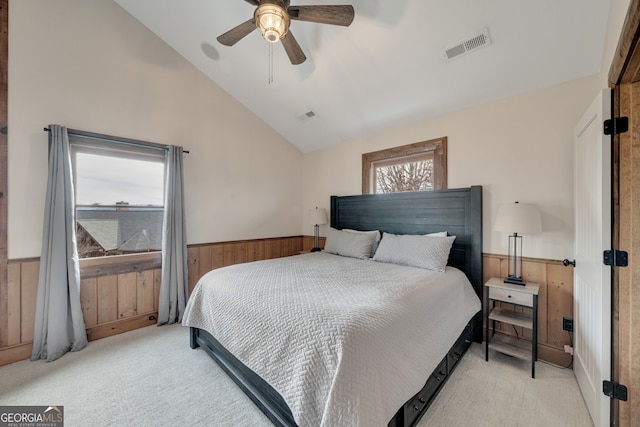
[182,252,481,427]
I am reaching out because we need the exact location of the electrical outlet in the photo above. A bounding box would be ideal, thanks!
[562,317,573,332]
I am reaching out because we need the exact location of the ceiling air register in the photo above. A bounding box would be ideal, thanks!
[444,28,492,61]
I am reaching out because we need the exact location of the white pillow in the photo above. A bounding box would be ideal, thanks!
[343,229,381,258]
[426,231,448,237]
[324,227,378,259]
[372,232,456,272]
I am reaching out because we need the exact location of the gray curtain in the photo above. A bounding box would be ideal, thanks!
[158,145,188,325]
[32,125,88,362]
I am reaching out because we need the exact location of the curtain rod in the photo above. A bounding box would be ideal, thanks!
[43,127,190,154]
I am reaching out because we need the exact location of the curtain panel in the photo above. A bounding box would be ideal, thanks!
[31,125,88,362]
[158,145,188,325]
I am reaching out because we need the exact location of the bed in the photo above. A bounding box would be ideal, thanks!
[184,186,483,427]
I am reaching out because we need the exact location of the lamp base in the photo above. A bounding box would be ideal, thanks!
[310,247,321,252]
[504,276,526,286]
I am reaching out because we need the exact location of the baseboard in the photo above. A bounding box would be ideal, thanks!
[0,314,159,366]
[86,313,158,342]
[0,342,32,367]
[537,342,572,368]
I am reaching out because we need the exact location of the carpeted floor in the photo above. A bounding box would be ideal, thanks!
[419,340,593,427]
[0,324,592,426]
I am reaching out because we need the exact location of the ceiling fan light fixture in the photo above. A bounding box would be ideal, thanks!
[218,0,352,65]
[255,1,290,43]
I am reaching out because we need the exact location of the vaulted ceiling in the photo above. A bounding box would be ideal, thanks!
[114,0,610,153]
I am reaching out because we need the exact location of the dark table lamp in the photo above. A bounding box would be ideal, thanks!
[309,207,328,252]
[495,201,542,285]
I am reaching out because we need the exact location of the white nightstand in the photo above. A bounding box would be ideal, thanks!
[484,277,539,378]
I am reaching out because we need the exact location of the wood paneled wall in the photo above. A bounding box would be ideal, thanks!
[0,0,8,371]
[1,238,571,368]
[0,236,304,366]
[188,236,305,294]
[79,252,162,342]
[2,258,38,365]
[484,253,574,367]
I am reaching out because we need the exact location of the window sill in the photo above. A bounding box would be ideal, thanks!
[79,251,162,279]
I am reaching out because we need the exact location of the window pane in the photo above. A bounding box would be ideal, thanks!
[374,159,433,194]
[362,137,447,194]
[75,153,164,206]
[76,207,163,257]
[74,152,164,258]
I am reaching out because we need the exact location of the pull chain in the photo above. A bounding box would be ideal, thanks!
[268,43,274,85]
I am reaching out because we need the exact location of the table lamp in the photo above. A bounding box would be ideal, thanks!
[494,201,542,285]
[309,207,328,252]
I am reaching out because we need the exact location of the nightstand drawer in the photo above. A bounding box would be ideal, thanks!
[489,286,533,307]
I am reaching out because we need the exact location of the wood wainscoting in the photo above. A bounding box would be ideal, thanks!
[187,237,305,293]
[0,236,305,366]
[483,253,574,368]
[0,239,569,368]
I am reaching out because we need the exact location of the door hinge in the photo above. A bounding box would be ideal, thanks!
[603,250,628,267]
[604,117,628,135]
[603,380,628,401]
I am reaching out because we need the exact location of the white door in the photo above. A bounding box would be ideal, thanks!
[573,89,612,427]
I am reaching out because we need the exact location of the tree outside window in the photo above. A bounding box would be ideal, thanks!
[362,137,447,194]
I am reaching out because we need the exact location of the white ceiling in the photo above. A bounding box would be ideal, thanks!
[114,0,610,153]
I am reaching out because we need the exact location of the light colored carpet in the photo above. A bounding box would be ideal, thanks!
[0,324,592,426]
[420,343,593,427]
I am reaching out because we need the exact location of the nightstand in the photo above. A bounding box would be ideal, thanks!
[484,277,539,378]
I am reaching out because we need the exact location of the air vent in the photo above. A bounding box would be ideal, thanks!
[443,28,491,61]
[298,109,319,122]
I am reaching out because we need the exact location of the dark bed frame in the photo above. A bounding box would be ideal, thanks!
[189,186,483,427]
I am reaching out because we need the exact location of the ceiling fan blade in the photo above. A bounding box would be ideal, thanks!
[217,19,257,46]
[281,31,307,65]
[243,0,259,5]
[288,5,355,26]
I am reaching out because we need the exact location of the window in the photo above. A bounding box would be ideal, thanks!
[362,137,447,194]
[70,133,166,258]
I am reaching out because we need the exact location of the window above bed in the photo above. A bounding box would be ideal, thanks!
[361,137,447,195]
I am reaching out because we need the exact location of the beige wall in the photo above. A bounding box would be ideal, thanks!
[302,75,601,261]
[302,0,633,262]
[8,0,303,259]
[8,0,630,261]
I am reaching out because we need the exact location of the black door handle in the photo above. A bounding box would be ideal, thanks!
[563,259,576,267]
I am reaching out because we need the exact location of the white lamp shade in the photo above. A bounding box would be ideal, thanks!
[309,207,328,226]
[495,202,542,234]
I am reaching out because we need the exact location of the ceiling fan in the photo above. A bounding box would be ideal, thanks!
[217,0,355,65]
